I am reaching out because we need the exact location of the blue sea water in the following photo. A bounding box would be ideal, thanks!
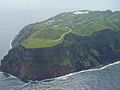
[0,61,120,90]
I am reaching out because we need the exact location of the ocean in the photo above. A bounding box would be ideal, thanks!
[0,61,120,90]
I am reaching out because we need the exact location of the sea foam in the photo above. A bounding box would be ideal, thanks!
[55,61,120,80]
[0,61,120,83]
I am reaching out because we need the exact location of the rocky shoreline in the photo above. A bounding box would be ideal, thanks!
[1,30,120,82]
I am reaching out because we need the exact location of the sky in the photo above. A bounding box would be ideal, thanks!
[0,0,120,11]
[0,0,120,59]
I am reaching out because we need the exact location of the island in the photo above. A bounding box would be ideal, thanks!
[1,10,120,82]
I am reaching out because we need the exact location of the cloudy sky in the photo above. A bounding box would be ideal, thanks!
[0,0,120,11]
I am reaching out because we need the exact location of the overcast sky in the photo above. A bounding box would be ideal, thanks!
[0,0,120,11]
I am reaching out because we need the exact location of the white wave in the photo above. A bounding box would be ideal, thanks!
[55,61,120,80]
[0,71,17,79]
[0,61,120,83]
[56,75,69,80]
[7,73,17,79]
[10,40,12,49]
[0,72,3,74]
[9,74,17,78]
[0,40,12,61]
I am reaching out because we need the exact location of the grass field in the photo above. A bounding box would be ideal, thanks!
[20,11,120,48]
[22,25,71,48]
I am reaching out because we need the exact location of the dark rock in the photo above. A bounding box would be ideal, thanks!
[1,29,120,81]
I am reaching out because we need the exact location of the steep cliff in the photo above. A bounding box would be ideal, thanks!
[1,10,120,81]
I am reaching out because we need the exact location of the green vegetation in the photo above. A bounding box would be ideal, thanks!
[12,10,120,48]
[61,58,72,67]
[22,26,70,48]
[2,10,120,81]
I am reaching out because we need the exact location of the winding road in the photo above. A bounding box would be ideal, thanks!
[51,29,72,42]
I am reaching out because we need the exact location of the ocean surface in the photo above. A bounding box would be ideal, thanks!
[0,61,120,90]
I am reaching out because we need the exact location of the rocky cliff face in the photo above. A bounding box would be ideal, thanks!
[1,29,120,81]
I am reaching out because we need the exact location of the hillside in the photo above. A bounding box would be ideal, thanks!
[1,10,120,81]
[12,10,120,48]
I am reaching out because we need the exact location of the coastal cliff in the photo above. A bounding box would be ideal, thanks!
[1,10,120,81]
